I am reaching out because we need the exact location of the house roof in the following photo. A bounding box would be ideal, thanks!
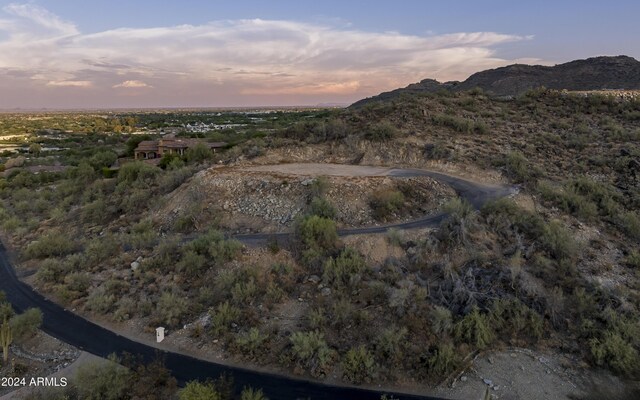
[135,141,159,151]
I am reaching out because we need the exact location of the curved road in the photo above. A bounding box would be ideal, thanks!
[0,166,513,400]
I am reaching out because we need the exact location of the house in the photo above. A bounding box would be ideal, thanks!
[134,138,227,160]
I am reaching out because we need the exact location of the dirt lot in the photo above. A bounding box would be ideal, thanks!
[156,164,455,233]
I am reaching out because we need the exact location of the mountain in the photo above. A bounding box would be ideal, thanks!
[351,55,640,107]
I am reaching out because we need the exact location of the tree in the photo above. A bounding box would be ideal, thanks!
[29,143,42,157]
[1,318,13,364]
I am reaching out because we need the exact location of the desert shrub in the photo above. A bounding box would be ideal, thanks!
[208,237,242,264]
[453,307,494,349]
[85,289,117,315]
[376,326,408,364]
[590,331,639,376]
[309,176,330,198]
[489,299,543,340]
[235,328,269,358]
[624,251,640,268]
[503,151,536,183]
[309,197,337,219]
[308,308,327,330]
[89,150,118,171]
[179,381,221,400]
[438,198,477,246]
[231,277,258,305]
[429,306,453,336]
[482,198,546,241]
[386,228,404,246]
[322,247,366,288]
[74,357,133,400]
[10,308,42,342]
[117,161,159,186]
[240,387,268,400]
[538,181,598,221]
[370,189,405,221]
[127,219,157,250]
[155,292,189,327]
[366,120,399,141]
[540,220,578,261]
[289,330,334,377]
[177,251,207,276]
[24,233,76,259]
[295,215,338,255]
[210,301,240,336]
[185,143,213,163]
[618,211,640,241]
[342,345,376,384]
[431,114,473,134]
[423,343,459,378]
[114,296,137,322]
[35,258,66,284]
[81,198,113,224]
[84,236,120,268]
[64,272,90,295]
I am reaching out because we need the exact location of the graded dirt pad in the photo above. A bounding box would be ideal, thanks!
[244,163,393,177]
[434,349,628,400]
[157,164,455,233]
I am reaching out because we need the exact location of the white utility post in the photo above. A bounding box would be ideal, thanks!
[156,327,165,343]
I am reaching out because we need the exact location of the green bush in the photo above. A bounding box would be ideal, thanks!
[74,357,133,400]
[370,189,405,221]
[289,330,334,377]
[155,292,189,328]
[376,326,408,364]
[624,251,640,268]
[438,198,477,246]
[618,211,640,241]
[177,251,207,276]
[503,151,535,183]
[489,299,543,340]
[117,161,159,186]
[185,143,213,163]
[590,331,639,376]
[541,220,578,260]
[453,307,494,349]
[322,247,366,288]
[179,380,221,400]
[24,233,76,259]
[429,306,453,336]
[424,343,459,377]
[309,197,337,219]
[295,215,338,254]
[85,289,117,315]
[10,308,42,341]
[210,301,240,336]
[342,345,376,384]
[236,328,268,358]
[240,387,268,400]
[366,120,399,141]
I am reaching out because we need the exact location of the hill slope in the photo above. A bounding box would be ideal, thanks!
[352,55,640,107]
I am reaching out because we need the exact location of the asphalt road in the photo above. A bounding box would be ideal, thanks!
[0,167,513,399]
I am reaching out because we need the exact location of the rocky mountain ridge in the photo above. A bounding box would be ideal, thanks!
[351,55,640,107]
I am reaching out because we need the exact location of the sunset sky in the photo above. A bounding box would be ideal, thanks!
[0,0,638,109]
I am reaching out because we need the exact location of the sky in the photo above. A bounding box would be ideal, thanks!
[0,1,638,109]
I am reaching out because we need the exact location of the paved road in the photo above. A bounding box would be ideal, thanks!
[0,166,513,399]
